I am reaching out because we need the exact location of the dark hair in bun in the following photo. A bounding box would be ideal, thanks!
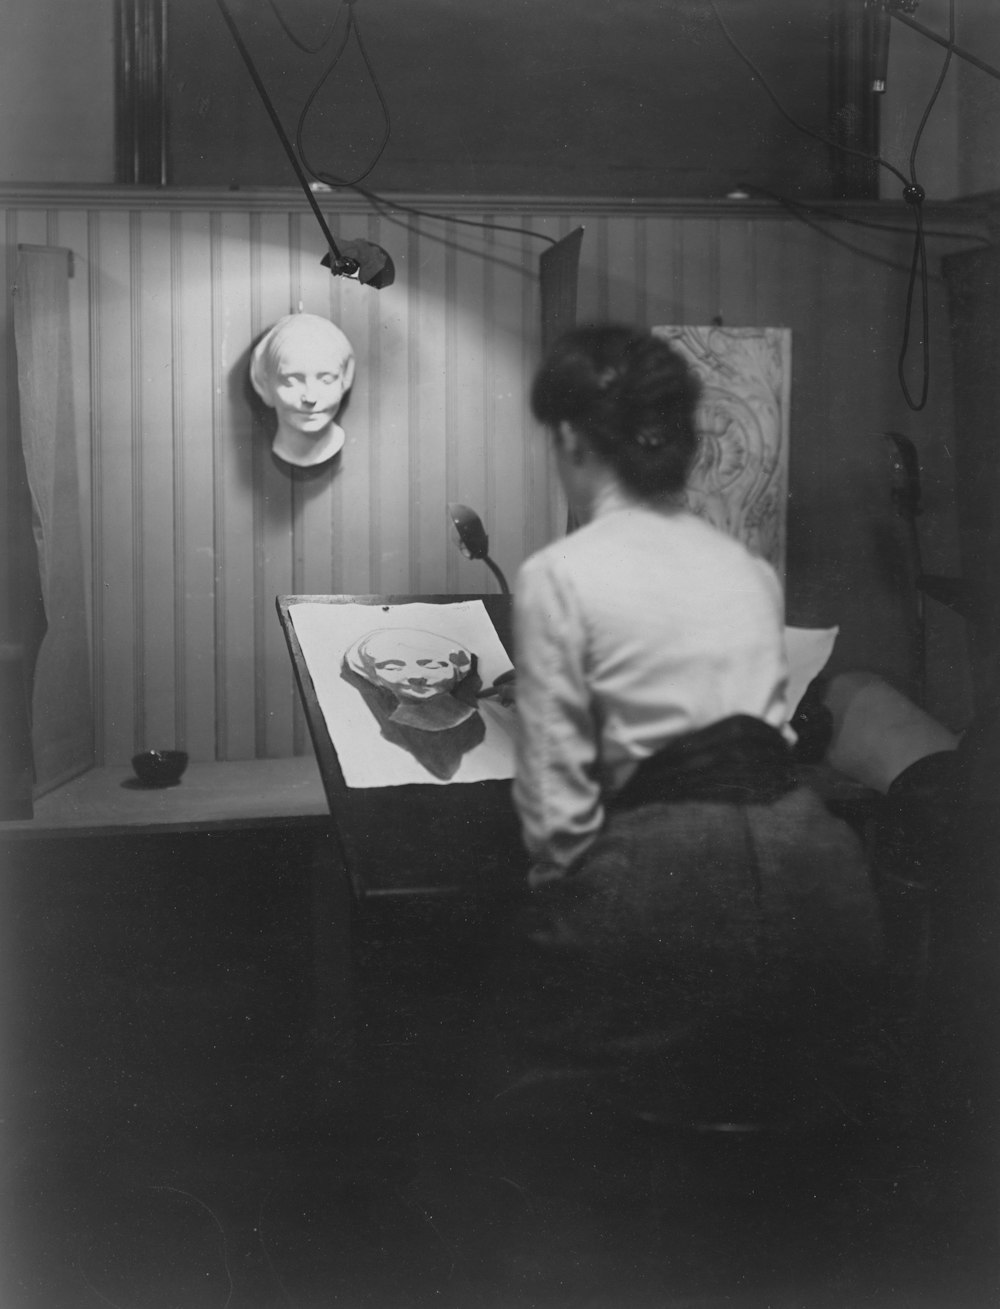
[530,324,701,496]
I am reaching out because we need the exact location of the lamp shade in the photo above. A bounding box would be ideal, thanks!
[322,239,395,289]
[447,503,490,560]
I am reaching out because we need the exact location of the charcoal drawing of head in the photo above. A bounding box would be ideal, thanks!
[346,629,475,728]
[343,627,485,780]
[250,313,355,468]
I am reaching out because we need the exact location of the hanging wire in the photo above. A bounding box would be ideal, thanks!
[265,0,345,54]
[736,184,990,247]
[708,0,910,190]
[219,0,558,262]
[294,0,392,187]
[895,0,955,411]
[347,182,559,247]
[890,4,1000,83]
[215,0,346,261]
[736,185,939,276]
[261,3,557,247]
[709,0,960,412]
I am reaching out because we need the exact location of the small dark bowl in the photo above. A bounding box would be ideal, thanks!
[131,749,189,788]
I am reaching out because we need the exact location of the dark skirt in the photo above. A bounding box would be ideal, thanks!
[488,782,885,1126]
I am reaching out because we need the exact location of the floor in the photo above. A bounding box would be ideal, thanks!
[1,830,997,1309]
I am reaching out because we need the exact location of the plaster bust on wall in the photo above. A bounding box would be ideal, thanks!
[250,313,356,467]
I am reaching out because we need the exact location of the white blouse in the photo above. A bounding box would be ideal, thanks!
[512,503,790,883]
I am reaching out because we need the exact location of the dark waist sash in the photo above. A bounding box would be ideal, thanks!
[610,714,798,810]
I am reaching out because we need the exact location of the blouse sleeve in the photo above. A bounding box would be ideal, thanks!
[511,553,604,882]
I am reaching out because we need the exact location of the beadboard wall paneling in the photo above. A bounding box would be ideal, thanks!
[1,193,564,765]
[0,190,985,765]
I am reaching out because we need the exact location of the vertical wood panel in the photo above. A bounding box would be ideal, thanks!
[93,209,138,763]
[85,211,107,759]
[373,218,413,596]
[295,218,339,599]
[718,217,757,326]
[604,217,643,326]
[491,223,532,583]
[592,217,612,324]
[633,218,648,328]
[481,221,499,583]
[443,220,461,595]
[324,240,356,599]
[252,210,296,759]
[214,212,257,759]
[331,255,374,597]
[1,208,20,643]
[54,209,95,655]
[0,194,976,762]
[405,222,422,592]
[322,233,350,598]
[413,223,449,595]
[450,228,491,596]
[13,211,49,246]
[7,212,52,656]
[172,210,216,762]
[644,217,684,336]
[129,212,148,748]
[282,212,312,755]
[914,250,968,726]
[676,219,719,326]
[518,218,541,562]
[136,210,177,750]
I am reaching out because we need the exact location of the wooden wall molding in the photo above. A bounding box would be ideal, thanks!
[0,184,991,236]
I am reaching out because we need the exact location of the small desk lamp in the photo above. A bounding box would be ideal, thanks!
[447,504,510,595]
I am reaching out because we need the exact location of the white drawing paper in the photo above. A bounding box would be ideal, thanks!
[784,625,839,719]
[289,600,517,787]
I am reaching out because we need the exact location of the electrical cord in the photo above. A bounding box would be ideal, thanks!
[346,182,559,247]
[294,0,392,188]
[708,0,910,190]
[710,0,962,412]
[737,183,990,248]
[239,2,555,252]
[895,0,955,411]
[215,0,343,258]
[265,0,345,54]
[263,6,558,247]
[737,185,940,277]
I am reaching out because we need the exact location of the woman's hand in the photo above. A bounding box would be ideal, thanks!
[477,669,517,707]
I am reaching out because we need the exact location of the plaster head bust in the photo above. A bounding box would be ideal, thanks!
[345,628,476,731]
[250,313,356,468]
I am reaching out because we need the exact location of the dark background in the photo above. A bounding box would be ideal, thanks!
[165,0,871,197]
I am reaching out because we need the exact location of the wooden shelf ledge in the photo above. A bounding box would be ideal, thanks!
[0,757,331,840]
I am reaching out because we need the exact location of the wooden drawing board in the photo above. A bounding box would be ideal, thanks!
[277,595,526,897]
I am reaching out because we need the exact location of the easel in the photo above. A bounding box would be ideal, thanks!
[276,593,526,1082]
[276,593,525,901]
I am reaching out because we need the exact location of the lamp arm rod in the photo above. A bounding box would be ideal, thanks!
[889,8,1000,84]
[484,555,511,597]
[213,0,343,260]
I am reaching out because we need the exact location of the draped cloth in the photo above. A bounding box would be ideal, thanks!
[13,246,94,794]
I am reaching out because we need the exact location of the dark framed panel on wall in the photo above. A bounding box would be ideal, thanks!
[115,0,168,186]
[116,0,881,199]
[829,0,881,198]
